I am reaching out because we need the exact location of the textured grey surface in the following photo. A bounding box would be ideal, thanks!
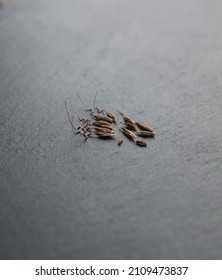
[0,0,222,260]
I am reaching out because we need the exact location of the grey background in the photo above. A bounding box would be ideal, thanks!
[0,0,222,260]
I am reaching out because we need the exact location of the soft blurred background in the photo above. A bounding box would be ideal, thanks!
[0,0,222,259]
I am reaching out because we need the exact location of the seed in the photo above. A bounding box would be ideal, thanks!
[124,116,135,125]
[95,131,115,138]
[117,110,135,125]
[93,123,114,131]
[121,121,137,131]
[137,130,155,138]
[98,125,115,131]
[118,138,123,146]
[136,121,154,133]
[136,140,147,147]
[106,112,116,122]
[121,127,137,139]
[93,127,115,134]
[93,121,112,126]
[93,115,113,123]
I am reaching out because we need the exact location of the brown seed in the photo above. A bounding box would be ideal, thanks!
[93,121,112,126]
[121,127,137,139]
[136,140,147,147]
[136,121,154,133]
[124,116,135,125]
[95,131,115,138]
[93,115,113,123]
[117,110,135,125]
[121,121,137,131]
[118,138,123,146]
[93,123,114,131]
[93,127,115,134]
[137,130,155,138]
[106,112,116,122]
[98,125,115,131]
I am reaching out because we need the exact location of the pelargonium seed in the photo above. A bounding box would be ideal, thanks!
[136,121,154,133]
[136,140,147,147]
[121,127,137,139]
[137,130,155,137]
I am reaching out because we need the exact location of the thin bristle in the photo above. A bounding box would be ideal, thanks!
[65,101,76,133]
[117,110,124,117]
[76,92,88,109]
[93,92,99,108]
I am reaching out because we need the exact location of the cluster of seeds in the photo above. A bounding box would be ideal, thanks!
[65,95,155,148]
[117,111,155,147]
